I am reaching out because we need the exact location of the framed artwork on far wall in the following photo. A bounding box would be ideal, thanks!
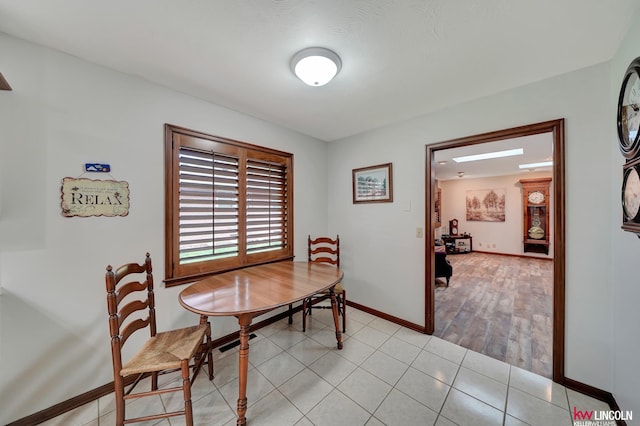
[352,163,393,204]
[466,188,506,222]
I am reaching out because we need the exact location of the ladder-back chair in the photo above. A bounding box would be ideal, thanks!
[105,253,213,426]
[302,235,346,333]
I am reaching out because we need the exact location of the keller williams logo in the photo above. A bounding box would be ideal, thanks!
[573,406,632,425]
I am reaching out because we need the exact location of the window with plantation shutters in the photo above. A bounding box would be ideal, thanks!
[164,124,293,286]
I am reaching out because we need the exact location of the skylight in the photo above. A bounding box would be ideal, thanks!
[518,161,553,169]
[452,148,523,163]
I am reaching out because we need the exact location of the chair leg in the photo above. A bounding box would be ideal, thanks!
[341,290,346,333]
[151,371,158,391]
[205,319,214,380]
[181,359,194,426]
[288,303,293,324]
[302,298,308,332]
[114,375,125,426]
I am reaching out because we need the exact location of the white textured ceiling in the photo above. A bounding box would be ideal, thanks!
[0,1,638,142]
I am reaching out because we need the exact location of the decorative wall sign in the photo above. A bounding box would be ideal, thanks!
[466,188,506,222]
[60,177,129,217]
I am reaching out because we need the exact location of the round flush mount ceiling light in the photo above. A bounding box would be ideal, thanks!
[291,47,342,87]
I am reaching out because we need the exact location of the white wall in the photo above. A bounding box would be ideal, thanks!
[439,171,553,257]
[328,54,614,392]
[0,34,329,424]
[609,13,640,422]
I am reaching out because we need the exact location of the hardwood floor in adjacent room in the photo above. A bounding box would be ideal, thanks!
[434,251,553,378]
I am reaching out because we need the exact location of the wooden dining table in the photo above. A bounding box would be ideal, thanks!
[178,260,344,426]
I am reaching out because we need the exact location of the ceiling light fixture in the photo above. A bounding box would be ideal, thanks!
[518,161,553,169]
[291,47,341,87]
[453,148,523,163]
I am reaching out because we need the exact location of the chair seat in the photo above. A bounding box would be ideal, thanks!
[121,324,207,376]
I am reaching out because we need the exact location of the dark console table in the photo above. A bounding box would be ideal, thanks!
[442,235,473,254]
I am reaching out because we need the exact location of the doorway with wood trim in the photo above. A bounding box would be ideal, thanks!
[425,119,566,383]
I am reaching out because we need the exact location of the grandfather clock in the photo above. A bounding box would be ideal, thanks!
[519,178,552,255]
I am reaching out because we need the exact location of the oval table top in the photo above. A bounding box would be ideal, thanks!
[178,261,343,317]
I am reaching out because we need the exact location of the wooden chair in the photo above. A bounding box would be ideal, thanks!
[105,253,213,426]
[302,235,346,333]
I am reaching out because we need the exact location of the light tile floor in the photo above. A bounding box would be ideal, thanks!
[41,307,611,426]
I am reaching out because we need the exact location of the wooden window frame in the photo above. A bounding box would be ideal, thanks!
[164,124,294,287]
